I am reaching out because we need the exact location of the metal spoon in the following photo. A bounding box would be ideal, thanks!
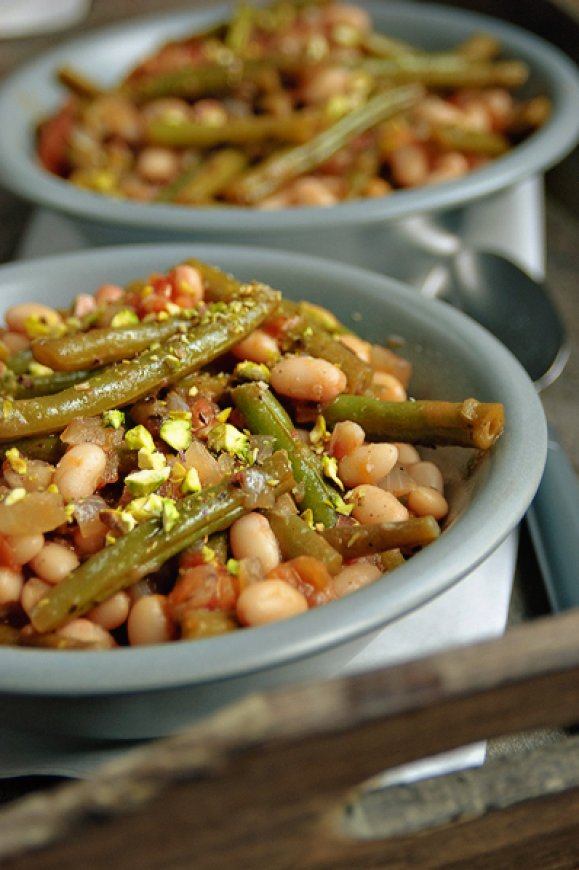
[406,217,578,610]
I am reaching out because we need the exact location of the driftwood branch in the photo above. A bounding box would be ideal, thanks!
[3,609,579,868]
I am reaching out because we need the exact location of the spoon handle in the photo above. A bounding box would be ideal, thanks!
[526,426,579,610]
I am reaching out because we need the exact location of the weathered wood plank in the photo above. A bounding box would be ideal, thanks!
[3,609,579,867]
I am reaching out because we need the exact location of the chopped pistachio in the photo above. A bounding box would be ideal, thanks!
[188,385,199,397]
[322,455,344,491]
[207,422,250,461]
[64,504,76,523]
[46,483,59,495]
[118,511,137,534]
[170,461,187,484]
[310,415,327,445]
[165,302,181,316]
[5,448,27,475]
[124,425,155,453]
[216,407,232,423]
[168,409,192,421]
[300,508,315,529]
[4,488,26,506]
[226,558,240,576]
[125,493,164,522]
[125,467,170,497]
[110,308,139,329]
[234,361,270,383]
[102,409,125,430]
[162,499,180,533]
[160,418,192,452]
[138,449,167,471]
[28,361,54,378]
[181,467,201,495]
[201,545,215,563]
[330,490,354,516]
[105,533,117,547]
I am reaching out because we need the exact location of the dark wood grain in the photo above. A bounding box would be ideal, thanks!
[3,609,579,868]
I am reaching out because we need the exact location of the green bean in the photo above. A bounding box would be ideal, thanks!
[267,511,342,573]
[0,625,19,646]
[31,452,294,633]
[0,285,280,442]
[301,329,373,395]
[175,371,231,401]
[322,517,440,557]
[13,368,97,399]
[228,85,423,204]
[5,349,33,375]
[232,382,339,527]
[456,33,501,61]
[0,434,63,464]
[360,56,528,89]
[32,317,188,372]
[57,65,105,99]
[380,549,406,572]
[185,258,242,302]
[226,2,255,54]
[164,149,248,204]
[431,124,509,156]
[508,96,552,134]
[146,112,322,149]
[155,158,203,203]
[324,395,505,449]
[362,32,419,58]
[126,57,301,102]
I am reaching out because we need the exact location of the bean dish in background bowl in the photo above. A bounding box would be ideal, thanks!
[0,244,545,740]
[0,1,576,248]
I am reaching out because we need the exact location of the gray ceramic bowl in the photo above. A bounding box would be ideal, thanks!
[0,244,546,740]
[0,1,577,248]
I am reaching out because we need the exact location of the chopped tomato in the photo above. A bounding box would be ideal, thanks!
[169,563,238,613]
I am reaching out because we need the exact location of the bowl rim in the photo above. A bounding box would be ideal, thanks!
[0,243,547,695]
[0,0,577,232]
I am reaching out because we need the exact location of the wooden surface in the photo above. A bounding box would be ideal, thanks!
[3,609,579,868]
[0,0,577,861]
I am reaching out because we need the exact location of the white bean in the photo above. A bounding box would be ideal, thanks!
[270,355,347,403]
[5,303,62,336]
[5,533,44,565]
[332,563,382,598]
[2,332,30,354]
[302,67,352,104]
[339,443,398,487]
[407,461,444,493]
[350,485,409,524]
[338,333,371,362]
[56,619,114,648]
[128,595,173,646]
[290,177,339,207]
[0,568,23,604]
[372,371,407,402]
[30,543,80,584]
[21,577,51,618]
[329,420,365,459]
[323,3,371,32]
[54,443,107,503]
[237,580,308,627]
[94,284,124,305]
[137,147,180,184]
[89,592,130,631]
[392,443,420,465]
[390,144,429,188]
[230,513,281,574]
[169,264,204,305]
[428,152,469,185]
[408,486,449,519]
[233,329,279,364]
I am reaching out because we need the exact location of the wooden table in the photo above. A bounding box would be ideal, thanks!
[0,1,577,864]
